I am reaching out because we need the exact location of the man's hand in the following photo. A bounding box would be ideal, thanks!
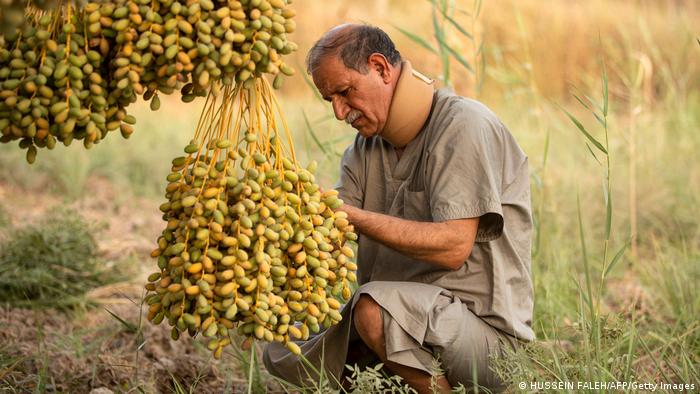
[338,204,478,270]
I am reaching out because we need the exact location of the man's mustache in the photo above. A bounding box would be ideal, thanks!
[345,111,362,125]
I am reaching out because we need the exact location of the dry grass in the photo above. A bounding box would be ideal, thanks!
[275,0,700,102]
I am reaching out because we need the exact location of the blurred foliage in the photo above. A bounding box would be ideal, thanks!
[281,0,700,104]
[0,208,123,308]
[0,204,9,229]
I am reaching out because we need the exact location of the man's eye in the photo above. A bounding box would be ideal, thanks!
[339,88,350,97]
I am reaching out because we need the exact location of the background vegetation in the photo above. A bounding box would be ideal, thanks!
[0,0,698,392]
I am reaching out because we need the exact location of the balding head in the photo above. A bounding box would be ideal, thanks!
[306,24,402,75]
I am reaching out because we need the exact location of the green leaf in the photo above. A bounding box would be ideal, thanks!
[573,94,605,127]
[639,336,673,383]
[105,307,138,333]
[302,110,330,156]
[622,325,637,382]
[446,16,473,40]
[604,238,631,277]
[604,178,612,240]
[476,48,486,93]
[476,40,484,56]
[573,94,592,111]
[561,106,608,154]
[474,0,483,18]
[602,61,609,117]
[298,62,323,103]
[391,24,437,54]
[585,142,602,165]
[681,350,698,378]
[543,128,551,171]
[572,274,591,311]
[431,5,451,87]
[429,0,473,39]
[576,192,595,320]
[169,372,186,394]
[584,93,604,114]
[437,36,474,73]
[592,112,606,128]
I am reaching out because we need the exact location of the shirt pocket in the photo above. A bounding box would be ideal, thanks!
[402,189,432,222]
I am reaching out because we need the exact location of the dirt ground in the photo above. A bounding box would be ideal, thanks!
[0,177,283,393]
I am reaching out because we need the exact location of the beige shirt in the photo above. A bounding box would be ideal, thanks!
[336,88,535,341]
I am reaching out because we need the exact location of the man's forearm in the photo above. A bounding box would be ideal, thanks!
[340,205,478,270]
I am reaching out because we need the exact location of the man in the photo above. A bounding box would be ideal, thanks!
[263,24,534,393]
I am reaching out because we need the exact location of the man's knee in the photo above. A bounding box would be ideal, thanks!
[262,341,285,377]
[353,295,384,350]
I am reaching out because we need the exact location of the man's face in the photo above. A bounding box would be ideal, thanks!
[312,55,392,138]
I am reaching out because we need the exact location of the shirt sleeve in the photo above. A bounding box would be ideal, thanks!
[334,137,365,208]
[426,115,505,242]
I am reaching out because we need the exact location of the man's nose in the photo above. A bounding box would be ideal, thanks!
[331,98,349,121]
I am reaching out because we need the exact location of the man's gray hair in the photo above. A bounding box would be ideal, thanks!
[306,24,402,75]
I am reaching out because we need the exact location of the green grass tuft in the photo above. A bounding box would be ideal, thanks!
[0,208,123,309]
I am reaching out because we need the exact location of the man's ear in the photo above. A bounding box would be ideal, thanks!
[367,53,392,83]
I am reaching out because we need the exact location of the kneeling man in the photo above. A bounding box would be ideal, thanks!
[264,24,534,393]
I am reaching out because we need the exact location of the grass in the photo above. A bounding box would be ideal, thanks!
[0,203,9,228]
[0,0,698,392]
[0,208,125,309]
